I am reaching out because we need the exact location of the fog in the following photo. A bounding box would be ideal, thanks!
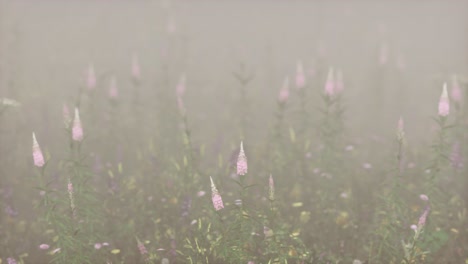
[1,1,467,263]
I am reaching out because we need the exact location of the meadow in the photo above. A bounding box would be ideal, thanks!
[0,1,468,263]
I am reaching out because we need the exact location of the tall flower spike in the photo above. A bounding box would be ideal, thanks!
[131,54,141,81]
[109,76,118,99]
[450,75,462,103]
[417,206,430,228]
[237,141,248,175]
[63,104,71,128]
[32,132,45,167]
[176,74,186,97]
[278,76,290,103]
[269,174,275,201]
[72,108,84,141]
[438,83,450,117]
[335,69,344,94]
[324,67,335,97]
[295,61,305,89]
[210,176,224,211]
[397,116,405,142]
[86,63,96,90]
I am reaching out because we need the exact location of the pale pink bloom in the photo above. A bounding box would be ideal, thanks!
[324,67,335,96]
[137,240,148,255]
[450,75,462,103]
[418,206,430,227]
[335,69,344,94]
[94,243,102,249]
[131,54,141,81]
[7,258,17,264]
[362,163,372,169]
[438,83,450,117]
[167,16,176,34]
[379,42,388,65]
[397,116,405,142]
[63,104,71,128]
[237,141,248,175]
[268,174,275,201]
[396,53,406,71]
[278,76,290,103]
[450,142,463,170]
[72,108,84,141]
[176,74,186,97]
[419,194,429,201]
[210,176,224,211]
[102,242,109,246]
[109,76,118,99]
[410,224,417,231]
[197,191,206,197]
[32,132,45,167]
[39,244,50,250]
[177,96,185,115]
[295,61,305,89]
[86,63,96,90]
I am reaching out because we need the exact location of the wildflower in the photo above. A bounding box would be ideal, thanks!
[397,116,405,142]
[237,141,248,175]
[131,54,141,81]
[335,69,344,94]
[295,61,305,89]
[410,224,418,231]
[419,194,429,201]
[268,174,275,201]
[418,206,430,228]
[362,163,372,169]
[109,76,118,99]
[7,257,17,264]
[137,239,148,256]
[210,176,224,211]
[379,42,388,65]
[278,76,290,103]
[39,244,50,250]
[176,74,186,97]
[438,83,450,117]
[324,67,335,96]
[63,104,71,128]
[86,63,96,90]
[450,142,463,170]
[72,108,83,141]
[450,75,462,103]
[68,178,76,219]
[95,243,102,250]
[32,132,45,167]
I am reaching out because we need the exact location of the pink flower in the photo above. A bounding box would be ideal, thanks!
[7,258,17,264]
[131,54,141,81]
[379,42,388,65]
[86,63,96,90]
[419,194,429,201]
[450,142,463,170]
[418,206,430,227]
[109,76,118,99]
[362,163,372,169]
[137,240,148,255]
[410,224,417,231]
[237,141,248,175]
[295,61,305,89]
[94,243,102,249]
[269,174,275,201]
[397,116,405,142]
[39,244,50,250]
[278,76,290,103]
[176,74,186,97]
[335,69,344,94]
[63,104,71,128]
[450,75,462,103]
[324,67,335,97]
[438,83,450,117]
[210,176,224,211]
[72,108,84,141]
[32,132,45,167]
